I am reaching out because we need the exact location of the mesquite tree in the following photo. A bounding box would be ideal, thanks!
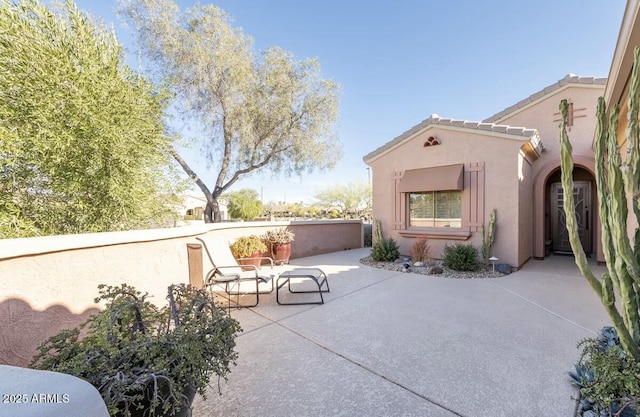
[558,47,640,360]
[119,0,342,223]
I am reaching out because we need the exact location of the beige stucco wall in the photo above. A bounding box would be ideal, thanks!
[0,220,362,367]
[492,85,602,180]
[518,152,535,264]
[369,126,528,267]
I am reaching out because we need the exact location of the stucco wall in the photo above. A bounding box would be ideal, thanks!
[493,85,602,181]
[0,220,362,367]
[369,126,526,266]
[518,153,535,266]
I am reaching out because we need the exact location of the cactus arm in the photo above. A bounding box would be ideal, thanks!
[594,99,617,271]
[481,209,497,264]
[559,99,640,360]
[596,104,640,341]
[488,209,496,253]
[625,47,640,222]
[594,100,627,296]
[559,100,603,297]
[618,268,640,341]
[601,272,640,348]
[606,106,640,283]
[624,48,640,285]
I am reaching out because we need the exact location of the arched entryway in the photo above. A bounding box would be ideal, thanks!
[532,156,603,262]
[544,167,593,254]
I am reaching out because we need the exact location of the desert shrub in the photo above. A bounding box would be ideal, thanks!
[32,284,241,416]
[443,243,480,271]
[409,236,430,262]
[569,327,639,416]
[371,237,399,262]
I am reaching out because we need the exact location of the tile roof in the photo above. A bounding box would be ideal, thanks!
[362,114,539,163]
[483,74,607,123]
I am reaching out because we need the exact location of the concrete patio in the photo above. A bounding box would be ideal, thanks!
[192,248,611,417]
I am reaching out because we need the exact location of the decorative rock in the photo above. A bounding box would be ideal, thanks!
[496,264,512,274]
[429,266,443,275]
[414,261,425,267]
[359,256,505,279]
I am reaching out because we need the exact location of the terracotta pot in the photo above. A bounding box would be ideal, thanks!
[237,251,263,270]
[270,243,291,264]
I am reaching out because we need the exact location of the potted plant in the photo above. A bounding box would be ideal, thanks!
[31,283,241,417]
[230,235,268,268]
[261,227,295,264]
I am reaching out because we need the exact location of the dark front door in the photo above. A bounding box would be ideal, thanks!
[550,181,592,254]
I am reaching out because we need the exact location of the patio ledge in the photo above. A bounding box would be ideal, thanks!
[399,229,471,240]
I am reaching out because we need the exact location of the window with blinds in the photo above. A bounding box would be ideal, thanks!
[408,190,462,228]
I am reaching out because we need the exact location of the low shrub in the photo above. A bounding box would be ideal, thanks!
[443,243,480,271]
[371,237,399,262]
[570,327,639,416]
[409,236,430,262]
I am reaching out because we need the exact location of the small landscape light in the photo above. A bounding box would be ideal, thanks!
[489,256,499,272]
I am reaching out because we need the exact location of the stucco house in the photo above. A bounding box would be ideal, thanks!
[363,75,607,269]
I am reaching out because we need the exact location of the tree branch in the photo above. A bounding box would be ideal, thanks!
[166,145,212,201]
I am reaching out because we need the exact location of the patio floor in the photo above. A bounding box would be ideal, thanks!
[192,248,610,417]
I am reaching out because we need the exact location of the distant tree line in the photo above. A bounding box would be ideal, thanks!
[223,182,371,222]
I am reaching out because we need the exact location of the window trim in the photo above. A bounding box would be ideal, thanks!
[398,228,471,239]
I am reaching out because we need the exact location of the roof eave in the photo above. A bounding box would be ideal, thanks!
[363,117,539,165]
[484,76,607,124]
[603,0,640,109]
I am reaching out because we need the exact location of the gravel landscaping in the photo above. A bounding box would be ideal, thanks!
[359,256,508,279]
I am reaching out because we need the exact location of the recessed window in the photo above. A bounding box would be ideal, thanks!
[409,190,462,228]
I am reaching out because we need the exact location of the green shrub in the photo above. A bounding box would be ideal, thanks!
[569,327,640,415]
[443,243,480,271]
[31,284,241,416]
[371,237,399,262]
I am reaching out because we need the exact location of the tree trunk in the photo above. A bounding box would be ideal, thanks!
[204,199,222,223]
[204,201,213,223]
[212,200,222,223]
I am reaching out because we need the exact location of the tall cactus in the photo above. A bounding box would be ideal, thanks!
[481,209,497,266]
[558,46,640,360]
[373,218,383,245]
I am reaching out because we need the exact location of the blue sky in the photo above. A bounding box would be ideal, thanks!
[70,0,626,205]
